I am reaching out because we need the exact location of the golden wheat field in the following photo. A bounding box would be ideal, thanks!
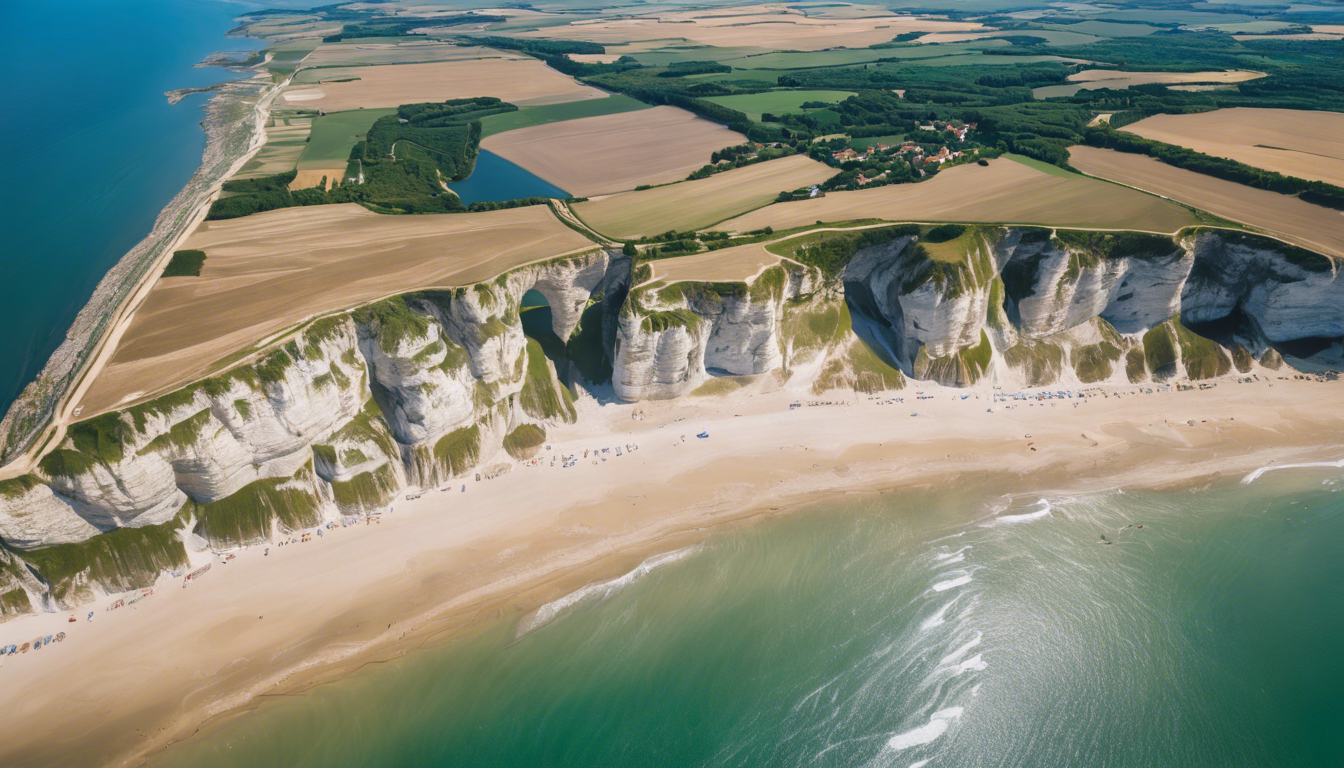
[80,204,593,414]
[574,155,837,238]
[1121,108,1344,187]
[514,3,983,50]
[647,243,782,285]
[1033,69,1263,98]
[481,106,747,197]
[279,58,608,111]
[1069,145,1344,260]
[722,158,1196,234]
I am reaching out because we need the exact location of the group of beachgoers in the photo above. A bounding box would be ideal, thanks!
[519,441,642,470]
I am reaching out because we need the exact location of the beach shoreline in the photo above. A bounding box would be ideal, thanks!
[0,376,1342,768]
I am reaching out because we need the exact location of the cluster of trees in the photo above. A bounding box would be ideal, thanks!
[209,98,538,220]
[658,61,731,78]
[323,14,503,42]
[1082,125,1344,210]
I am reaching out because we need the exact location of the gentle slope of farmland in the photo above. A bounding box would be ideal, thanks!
[647,243,781,285]
[573,155,837,238]
[279,59,608,111]
[481,106,746,197]
[1121,108,1344,187]
[79,204,594,415]
[1069,145,1344,260]
[721,158,1197,234]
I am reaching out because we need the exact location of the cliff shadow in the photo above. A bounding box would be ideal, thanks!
[520,290,619,402]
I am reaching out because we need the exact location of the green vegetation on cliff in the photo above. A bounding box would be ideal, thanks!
[503,424,546,460]
[19,510,189,604]
[191,472,322,547]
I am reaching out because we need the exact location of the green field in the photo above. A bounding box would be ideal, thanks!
[702,90,856,120]
[628,45,770,66]
[1003,152,1081,179]
[1047,20,1159,37]
[728,48,909,70]
[478,95,652,138]
[850,134,905,149]
[297,108,396,169]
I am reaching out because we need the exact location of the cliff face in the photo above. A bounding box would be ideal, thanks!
[612,263,820,400]
[2,228,1340,618]
[0,249,620,611]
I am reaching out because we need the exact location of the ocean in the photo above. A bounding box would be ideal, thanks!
[147,469,1344,767]
[1,0,263,417]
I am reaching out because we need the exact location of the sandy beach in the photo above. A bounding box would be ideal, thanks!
[1,374,1343,767]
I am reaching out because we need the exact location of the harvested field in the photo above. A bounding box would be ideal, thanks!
[80,205,593,414]
[648,243,780,285]
[279,59,607,111]
[480,106,746,197]
[573,155,837,238]
[515,5,983,50]
[233,119,311,179]
[289,168,343,190]
[478,95,652,139]
[721,157,1197,234]
[1069,145,1344,260]
[1121,108,1344,187]
[302,42,504,68]
[1033,69,1264,99]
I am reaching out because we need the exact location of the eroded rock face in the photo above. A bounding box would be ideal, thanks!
[1181,232,1344,347]
[1,232,1339,616]
[613,264,819,400]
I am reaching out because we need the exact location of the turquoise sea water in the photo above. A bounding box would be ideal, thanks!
[149,471,1344,767]
[446,150,570,205]
[1,0,263,416]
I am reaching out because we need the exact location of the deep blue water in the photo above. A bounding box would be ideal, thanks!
[0,0,265,417]
[446,150,570,205]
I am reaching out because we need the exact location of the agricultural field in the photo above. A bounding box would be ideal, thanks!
[296,108,396,169]
[302,41,504,68]
[513,4,985,50]
[1120,108,1344,187]
[478,95,652,139]
[721,157,1197,235]
[1045,20,1159,37]
[279,59,608,111]
[80,204,594,415]
[1033,69,1266,99]
[647,243,781,284]
[480,106,746,197]
[1069,146,1344,260]
[572,155,837,238]
[702,90,856,121]
[233,117,311,179]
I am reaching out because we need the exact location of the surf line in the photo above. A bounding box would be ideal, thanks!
[1242,458,1344,484]
[514,545,702,638]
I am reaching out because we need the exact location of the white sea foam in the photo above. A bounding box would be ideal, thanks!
[985,499,1052,526]
[934,545,971,562]
[955,654,987,673]
[887,707,964,750]
[920,599,956,631]
[937,632,982,666]
[931,574,972,592]
[908,761,931,768]
[515,545,701,637]
[1242,458,1344,484]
